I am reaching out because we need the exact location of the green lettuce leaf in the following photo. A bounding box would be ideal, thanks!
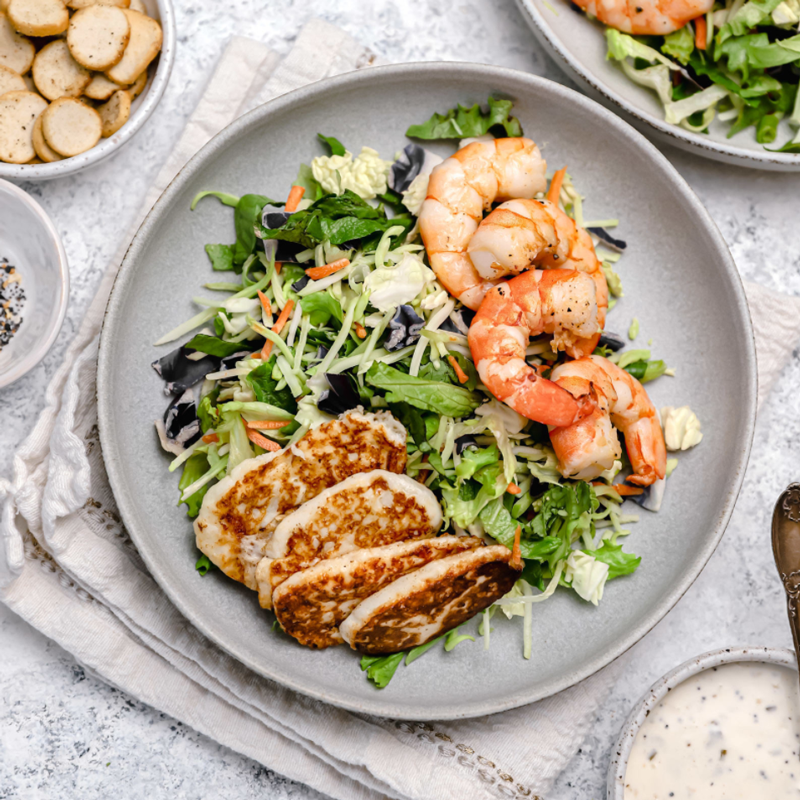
[405,96,522,140]
[190,190,239,210]
[589,540,641,580]
[197,392,219,433]
[246,356,298,412]
[205,243,235,272]
[294,163,325,202]
[234,194,280,265]
[365,363,482,417]
[179,453,211,518]
[300,292,343,327]
[662,26,695,65]
[361,652,404,688]
[455,445,500,481]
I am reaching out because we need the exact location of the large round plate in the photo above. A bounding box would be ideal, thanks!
[515,0,800,171]
[97,63,756,720]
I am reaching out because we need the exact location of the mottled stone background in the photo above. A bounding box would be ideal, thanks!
[2,1,798,798]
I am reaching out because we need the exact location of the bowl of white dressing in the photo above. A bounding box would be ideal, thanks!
[608,646,800,799]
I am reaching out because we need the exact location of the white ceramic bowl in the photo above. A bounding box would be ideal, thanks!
[515,0,800,171]
[607,646,798,798]
[0,0,175,182]
[0,179,69,387]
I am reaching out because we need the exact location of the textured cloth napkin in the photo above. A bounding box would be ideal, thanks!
[2,19,800,800]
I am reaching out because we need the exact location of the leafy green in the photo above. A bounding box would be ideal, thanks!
[317,133,346,156]
[185,334,245,358]
[718,0,784,40]
[405,96,523,140]
[179,453,211,518]
[246,356,298,412]
[387,401,428,449]
[205,243,235,272]
[361,652,404,688]
[300,292,343,327]
[365,363,482,418]
[234,194,280,265]
[404,632,447,665]
[606,29,680,70]
[455,445,500,481]
[479,497,562,561]
[197,393,219,433]
[419,351,479,391]
[623,358,667,383]
[260,190,398,248]
[190,190,239,211]
[590,540,641,580]
[662,26,694,65]
[294,163,325,202]
[195,554,215,575]
[444,626,475,651]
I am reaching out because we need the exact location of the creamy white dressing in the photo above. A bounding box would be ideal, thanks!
[625,662,800,798]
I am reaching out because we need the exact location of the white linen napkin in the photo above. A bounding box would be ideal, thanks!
[2,19,800,800]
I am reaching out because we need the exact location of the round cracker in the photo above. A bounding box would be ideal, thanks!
[67,0,130,8]
[127,0,145,11]
[32,112,62,161]
[7,0,69,38]
[83,70,121,100]
[41,95,101,155]
[0,89,47,163]
[33,39,90,100]
[105,8,159,85]
[125,67,145,99]
[0,12,34,74]
[0,61,25,95]
[98,86,129,137]
[67,5,129,71]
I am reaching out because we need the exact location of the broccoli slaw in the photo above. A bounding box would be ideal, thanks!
[151,97,691,687]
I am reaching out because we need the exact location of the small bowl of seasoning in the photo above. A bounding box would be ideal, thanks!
[608,646,800,799]
[0,179,69,388]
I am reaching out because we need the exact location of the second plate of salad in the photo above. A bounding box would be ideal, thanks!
[515,0,800,170]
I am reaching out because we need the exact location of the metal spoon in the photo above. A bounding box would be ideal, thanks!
[771,483,800,672]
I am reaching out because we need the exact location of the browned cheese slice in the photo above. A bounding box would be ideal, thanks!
[194,409,407,591]
[255,470,442,609]
[340,545,520,655]
[273,537,483,649]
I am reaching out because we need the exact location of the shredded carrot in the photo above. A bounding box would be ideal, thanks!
[246,420,289,430]
[274,261,282,274]
[510,525,523,571]
[546,166,567,205]
[260,299,295,360]
[354,322,367,339]
[506,482,521,495]
[694,15,707,50]
[305,258,350,281]
[285,185,305,213]
[257,290,271,317]
[447,355,469,385]
[202,432,218,444]
[246,428,281,451]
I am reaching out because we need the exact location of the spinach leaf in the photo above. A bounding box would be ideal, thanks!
[190,190,240,211]
[405,96,523,140]
[590,540,641,580]
[185,334,246,358]
[179,453,211,518]
[294,163,325,202]
[246,356,298,412]
[260,190,396,248]
[387,401,428,448]
[205,243,235,271]
[234,194,281,265]
[419,351,478,391]
[317,133,346,156]
[365,362,482,417]
[300,292,344,327]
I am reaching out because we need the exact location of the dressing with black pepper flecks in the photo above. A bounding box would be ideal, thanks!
[0,258,25,351]
[624,662,800,798]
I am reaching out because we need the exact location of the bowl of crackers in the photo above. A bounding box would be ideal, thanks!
[0,0,174,180]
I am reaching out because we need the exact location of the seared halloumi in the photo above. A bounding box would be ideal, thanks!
[194,409,407,590]
[255,470,443,609]
[272,537,482,649]
[340,545,519,654]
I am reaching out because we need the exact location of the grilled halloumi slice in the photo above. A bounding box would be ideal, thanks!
[194,409,407,590]
[255,470,443,609]
[340,545,519,655]
[272,536,483,649]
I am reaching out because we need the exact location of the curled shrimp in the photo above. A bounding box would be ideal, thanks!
[418,137,547,310]
[549,355,666,486]
[468,269,599,427]
[573,0,713,35]
[468,198,608,357]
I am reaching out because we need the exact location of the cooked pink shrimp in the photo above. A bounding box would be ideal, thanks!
[573,0,712,35]
[418,137,547,310]
[468,269,600,427]
[468,198,608,357]
[548,355,666,486]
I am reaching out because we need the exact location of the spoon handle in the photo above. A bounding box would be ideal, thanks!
[771,483,800,663]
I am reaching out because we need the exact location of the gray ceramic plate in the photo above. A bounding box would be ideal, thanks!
[515,0,800,171]
[97,63,756,720]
